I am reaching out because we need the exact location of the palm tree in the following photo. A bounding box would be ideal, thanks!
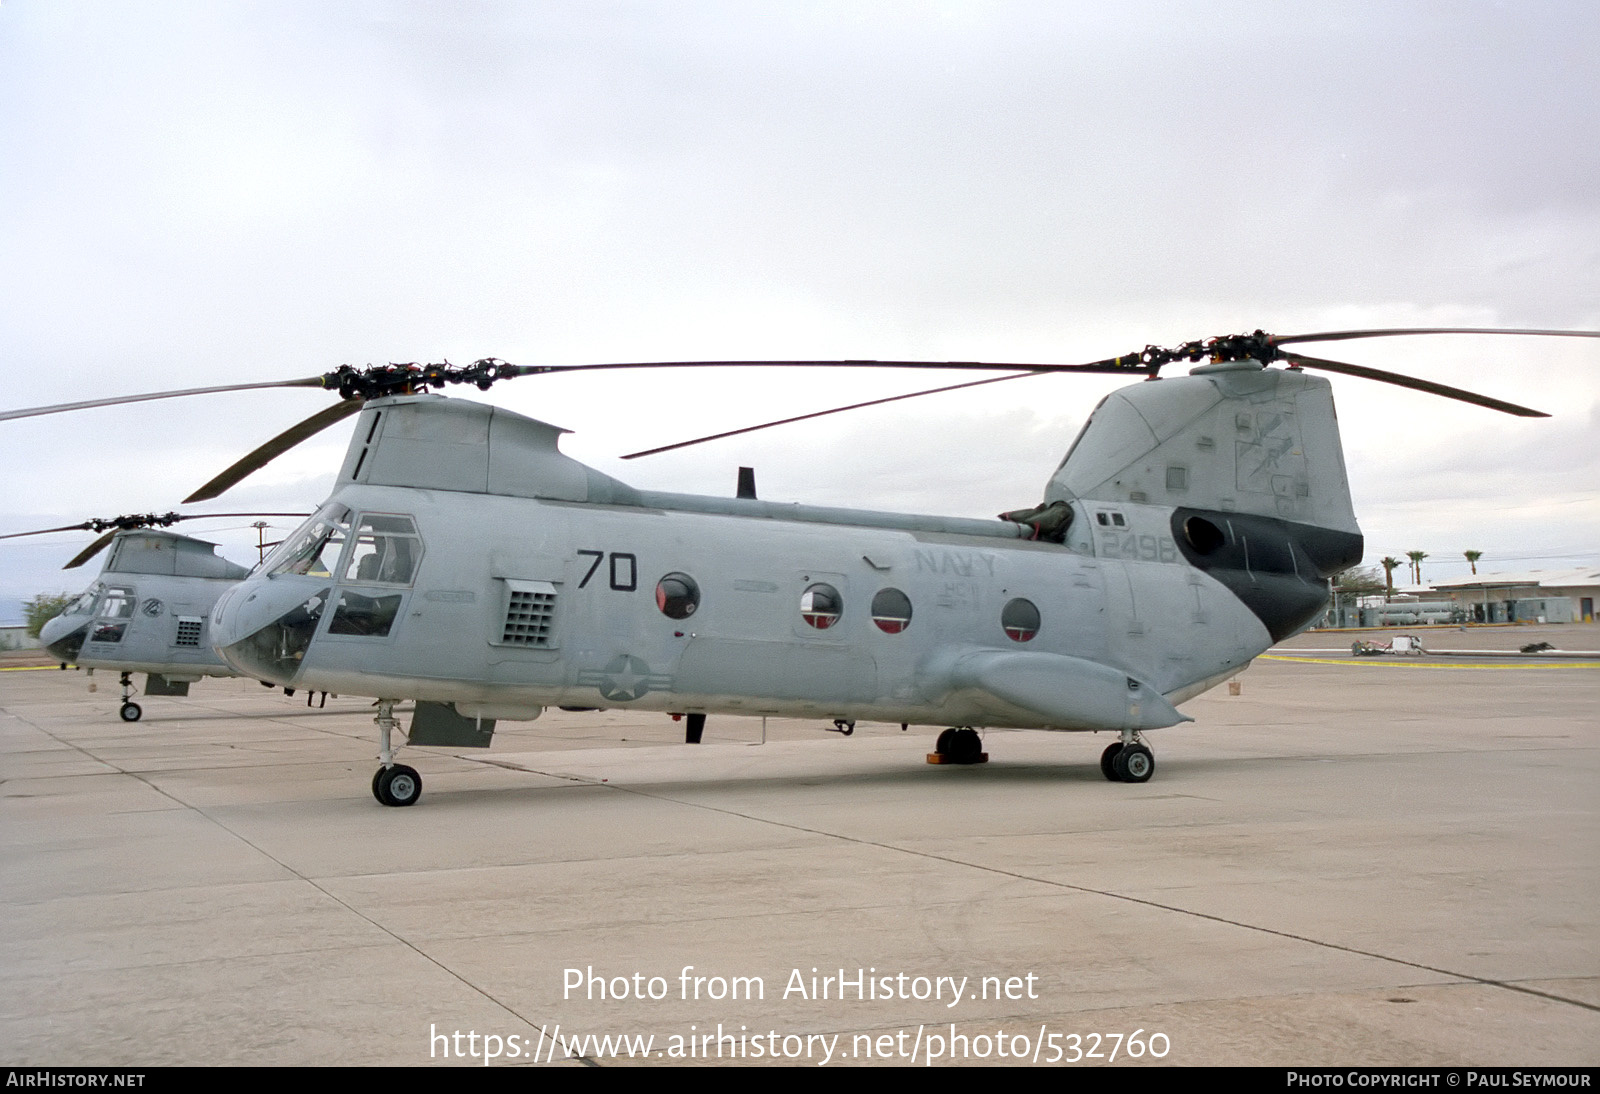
[1464,549,1482,575]
[1380,557,1402,599]
[1406,550,1428,586]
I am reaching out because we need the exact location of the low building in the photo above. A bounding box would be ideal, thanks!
[1427,568,1600,624]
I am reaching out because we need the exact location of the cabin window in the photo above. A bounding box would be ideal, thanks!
[1001,598,1040,642]
[871,588,912,633]
[656,573,700,620]
[800,583,842,629]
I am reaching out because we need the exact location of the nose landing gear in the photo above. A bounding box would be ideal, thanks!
[118,672,141,722]
[371,699,421,806]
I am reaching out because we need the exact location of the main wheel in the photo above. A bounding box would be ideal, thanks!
[935,727,958,754]
[1112,743,1154,783]
[119,702,142,722]
[1099,741,1124,781]
[945,727,982,763]
[375,764,422,807]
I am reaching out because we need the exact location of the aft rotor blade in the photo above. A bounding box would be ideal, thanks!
[1272,327,1600,347]
[1280,352,1549,417]
[621,372,1046,459]
[0,377,330,423]
[184,400,367,503]
[64,530,119,570]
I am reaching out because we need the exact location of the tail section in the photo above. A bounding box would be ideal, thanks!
[1047,361,1363,640]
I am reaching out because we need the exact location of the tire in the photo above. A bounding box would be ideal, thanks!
[1113,743,1154,783]
[119,702,142,723]
[376,764,422,807]
[1100,741,1124,781]
[935,728,958,754]
[947,727,982,763]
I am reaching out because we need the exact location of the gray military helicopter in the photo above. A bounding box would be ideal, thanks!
[4,513,301,720]
[6,328,1594,803]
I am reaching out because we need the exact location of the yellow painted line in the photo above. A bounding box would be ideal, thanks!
[0,665,62,672]
[1261,655,1600,670]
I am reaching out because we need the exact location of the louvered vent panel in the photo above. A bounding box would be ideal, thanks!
[502,589,556,646]
[175,617,204,647]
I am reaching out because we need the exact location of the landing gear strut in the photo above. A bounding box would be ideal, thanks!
[929,726,986,764]
[1101,732,1154,783]
[371,699,421,807]
[118,672,141,722]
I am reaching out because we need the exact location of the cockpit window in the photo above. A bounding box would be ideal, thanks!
[98,586,135,619]
[64,589,99,616]
[264,505,352,578]
[342,514,421,586]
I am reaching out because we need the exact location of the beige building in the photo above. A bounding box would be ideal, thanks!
[1427,567,1600,624]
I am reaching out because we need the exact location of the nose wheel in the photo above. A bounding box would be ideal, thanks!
[373,763,421,807]
[117,672,141,722]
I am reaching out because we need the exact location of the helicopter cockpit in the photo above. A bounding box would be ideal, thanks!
[214,504,424,683]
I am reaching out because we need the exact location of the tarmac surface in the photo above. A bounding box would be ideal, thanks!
[2,624,1596,1067]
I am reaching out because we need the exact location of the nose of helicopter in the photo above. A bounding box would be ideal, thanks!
[211,577,332,685]
[39,613,89,663]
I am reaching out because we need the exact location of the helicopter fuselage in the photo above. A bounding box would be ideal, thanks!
[212,482,1271,730]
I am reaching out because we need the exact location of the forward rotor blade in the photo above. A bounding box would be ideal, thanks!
[1280,352,1549,417]
[64,530,119,570]
[1272,327,1600,348]
[621,372,1046,459]
[0,377,330,423]
[517,355,1157,378]
[0,522,98,541]
[184,400,367,503]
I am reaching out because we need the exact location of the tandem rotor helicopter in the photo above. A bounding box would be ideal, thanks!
[2,512,304,720]
[6,327,1595,805]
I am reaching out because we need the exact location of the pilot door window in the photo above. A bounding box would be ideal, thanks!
[329,514,422,638]
[90,585,136,643]
[342,515,422,585]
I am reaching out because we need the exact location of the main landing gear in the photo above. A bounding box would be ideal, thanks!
[118,671,141,722]
[371,699,421,807]
[1100,733,1154,783]
[929,726,986,764]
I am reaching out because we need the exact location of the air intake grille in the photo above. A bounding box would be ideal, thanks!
[502,588,556,647]
[175,617,203,647]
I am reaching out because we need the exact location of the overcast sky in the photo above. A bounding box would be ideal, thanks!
[2,1,1596,610]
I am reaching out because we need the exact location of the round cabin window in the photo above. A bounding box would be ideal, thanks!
[655,573,700,619]
[871,588,913,633]
[1001,597,1040,642]
[800,583,842,629]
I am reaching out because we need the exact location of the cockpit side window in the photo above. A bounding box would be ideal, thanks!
[342,514,422,586]
[98,586,136,619]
